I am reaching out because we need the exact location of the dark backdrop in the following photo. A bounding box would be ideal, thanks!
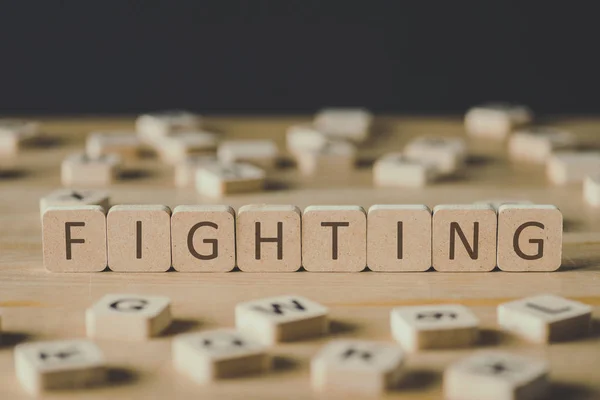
[1,2,599,115]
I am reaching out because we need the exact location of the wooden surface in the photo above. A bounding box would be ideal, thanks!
[1,116,600,400]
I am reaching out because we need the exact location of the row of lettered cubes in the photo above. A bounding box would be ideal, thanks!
[42,202,563,272]
[12,293,592,398]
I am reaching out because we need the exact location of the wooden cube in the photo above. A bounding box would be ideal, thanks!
[86,293,172,340]
[0,119,40,156]
[195,162,266,198]
[171,205,236,272]
[217,139,278,170]
[61,153,121,187]
[39,189,110,218]
[497,204,562,272]
[173,329,269,384]
[295,140,356,176]
[404,136,467,175]
[444,351,548,400]
[235,295,328,345]
[237,204,302,272]
[107,205,172,272]
[546,151,600,185]
[136,110,201,142]
[286,124,328,154]
[508,127,576,163]
[367,205,432,271]
[157,131,218,164]
[302,205,366,272]
[432,204,497,272]
[465,103,533,139]
[373,152,438,187]
[314,108,372,143]
[498,294,591,343]
[85,131,142,160]
[311,339,405,395]
[15,339,106,395]
[42,206,107,272]
[584,173,600,207]
[391,304,479,351]
[174,155,217,187]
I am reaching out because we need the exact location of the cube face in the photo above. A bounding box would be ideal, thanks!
[217,140,278,170]
[547,151,600,185]
[432,205,497,272]
[159,131,219,164]
[391,304,479,351]
[237,205,302,272]
[42,206,107,272]
[367,205,432,271]
[295,140,356,176]
[171,205,236,272]
[86,293,172,340]
[464,103,532,139]
[404,136,467,174]
[302,206,366,272]
[286,124,328,153]
[195,162,266,198]
[508,127,576,163]
[39,189,110,218]
[86,132,141,160]
[314,108,372,142]
[584,173,600,207]
[498,295,592,343]
[497,205,562,272]
[235,295,328,344]
[373,153,437,187]
[61,153,121,186]
[311,340,405,395]
[107,205,172,272]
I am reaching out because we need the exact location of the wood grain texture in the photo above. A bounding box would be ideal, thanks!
[0,116,599,399]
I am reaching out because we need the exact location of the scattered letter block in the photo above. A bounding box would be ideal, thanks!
[158,131,219,164]
[237,204,302,272]
[171,205,236,272]
[391,304,479,351]
[295,140,356,176]
[498,294,591,343]
[444,351,548,400]
[174,155,217,188]
[547,151,600,185]
[508,127,576,163]
[497,205,562,272]
[107,205,172,272]
[136,110,201,142]
[314,108,372,143]
[173,329,269,384]
[217,139,278,170]
[373,153,438,187]
[40,189,110,218]
[235,295,328,345]
[15,339,106,395]
[0,119,40,156]
[302,205,366,272]
[286,124,328,154]
[464,103,533,139]
[86,293,172,340]
[61,153,121,187]
[367,205,432,271]
[584,173,600,207]
[311,339,405,395]
[195,162,266,198]
[42,206,107,272]
[432,204,497,272]
[85,131,142,160]
[404,136,467,175]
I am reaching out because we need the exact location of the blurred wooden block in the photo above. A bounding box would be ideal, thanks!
[465,103,533,139]
[171,205,236,272]
[173,329,269,384]
[547,151,600,185]
[235,295,328,345]
[286,124,328,154]
[404,136,467,174]
[295,140,356,176]
[136,110,201,143]
[444,352,548,400]
[391,304,479,351]
[195,162,266,198]
[85,131,142,160]
[39,189,110,218]
[158,131,219,164]
[584,173,600,207]
[61,153,121,187]
[373,152,438,187]
[508,127,576,163]
[42,206,107,272]
[314,108,372,143]
[86,293,172,340]
[302,205,366,272]
[497,204,562,272]
[498,294,591,343]
[15,339,106,395]
[174,155,217,188]
[217,139,278,169]
[0,119,40,156]
[311,339,405,395]
[107,205,172,272]
[432,204,497,272]
[237,204,301,272]
[367,205,431,271]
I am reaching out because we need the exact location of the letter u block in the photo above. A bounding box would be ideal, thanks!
[497,205,562,271]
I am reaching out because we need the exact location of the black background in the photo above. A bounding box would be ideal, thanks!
[1,1,599,115]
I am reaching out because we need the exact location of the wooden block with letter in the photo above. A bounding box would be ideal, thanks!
[404,136,467,175]
[390,304,479,352]
[302,205,366,272]
[295,140,356,176]
[39,189,110,218]
[235,295,328,345]
[61,153,121,186]
[373,153,438,187]
[498,294,592,343]
[42,205,107,272]
[286,124,328,154]
[314,108,372,143]
[0,118,40,156]
[173,329,270,384]
[311,339,405,395]
[85,131,142,160]
[584,173,600,207]
[432,204,497,272]
[464,103,533,139]
[107,205,172,272]
[237,204,302,272]
[158,131,219,164]
[195,162,266,198]
[546,151,600,185]
[136,110,201,143]
[86,293,172,340]
[217,139,278,170]
[174,155,217,187]
[171,205,236,272]
[508,127,576,163]
[367,205,432,271]
[497,204,562,272]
